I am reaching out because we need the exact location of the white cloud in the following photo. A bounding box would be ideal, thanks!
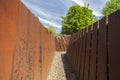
[70,0,103,16]
[71,0,84,6]
[22,0,62,29]
[92,10,102,16]
[38,17,62,28]
[22,1,53,18]
[23,0,107,32]
[33,8,53,18]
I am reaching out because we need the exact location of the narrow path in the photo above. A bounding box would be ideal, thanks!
[47,52,77,80]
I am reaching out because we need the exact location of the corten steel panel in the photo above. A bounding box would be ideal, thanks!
[46,32,50,76]
[48,35,55,79]
[69,32,77,76]
[68,44,71,64]
[0,0,56,80]
[75,32,80,75]
[55,36,70,51]
[84,26,92,80]
[74,33,79,71]
[89,22,98,80]
[12,2,34,80]
[0,0,19,80]
[30,14,41,80]
[62,37,65,50]
[26,10,34,80]
[58,38,60,51]
[78,30,84,79]
[97,17,107,80]
[41,26,55,80]
[71,44,74,68]
[72,42,75,69]
[79,29,87,80]
[60,37,63,51]
[29,14,35,80]
[74,40,77,73]
[59,37,62,51]
[48,34,52,68]
[57,37,60,51]
[55,37,58,51]
[76,32,82,77]
[26,12,34,80]
[55,37,59,51]
[72,36,77,75]
[62,37,66,51]
[70,42,74,68]
[55,37,60,51]
[58,37,61,51]
[74,40,77,72]
[62,37,66,50]
[74,38,80,75]
[74,33,80,68]
[64,36,70,49]
[68,35,74,68]
[46,29,52,80]
[41,26,47,80]
[108,10,120,80]
[74,32,80,73]
[72,42,76,72]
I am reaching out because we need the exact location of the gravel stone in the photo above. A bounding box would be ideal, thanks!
[47,52,77,80]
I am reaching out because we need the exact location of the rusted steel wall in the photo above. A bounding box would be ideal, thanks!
[0,1,55,80]
[55,36,70,51]
[66,10,120,80]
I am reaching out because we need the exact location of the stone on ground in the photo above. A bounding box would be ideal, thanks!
[47,52,77,80]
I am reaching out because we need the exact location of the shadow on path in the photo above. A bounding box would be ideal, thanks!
[61,53,78,80]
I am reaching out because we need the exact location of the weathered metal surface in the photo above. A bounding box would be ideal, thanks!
[1,1,120,80]
[79,29,87,80]
[0,1,55,80]
[66,10,120,80]
[97,17,107,80]
[0,0,19,80]
[84,26,92,80]
[108,10,120,80]
[78,30,84,78]
[89,22,98,80]
[55,36,70,51]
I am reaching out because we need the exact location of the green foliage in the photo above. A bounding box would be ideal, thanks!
[47,26,57,35]
[61,5,94,35]
[102,0,120,16]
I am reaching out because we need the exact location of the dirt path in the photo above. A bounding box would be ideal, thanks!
[47,52,77,80]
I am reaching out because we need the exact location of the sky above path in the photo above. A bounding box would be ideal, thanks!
[22,0,108,33]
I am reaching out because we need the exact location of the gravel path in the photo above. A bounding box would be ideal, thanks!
[47,52,77,80]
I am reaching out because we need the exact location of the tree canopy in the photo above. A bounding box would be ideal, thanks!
[61,5,94,35]
[102,0,120,16]
[47,26,57,35]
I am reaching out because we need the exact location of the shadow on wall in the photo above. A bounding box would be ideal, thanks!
[61,53,78,80]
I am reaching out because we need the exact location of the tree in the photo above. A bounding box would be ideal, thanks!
[102,0,120,16]
[61,4,94,35]
[47,26,57,35]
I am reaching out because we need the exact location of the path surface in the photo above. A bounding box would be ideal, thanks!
[47,52,77,80]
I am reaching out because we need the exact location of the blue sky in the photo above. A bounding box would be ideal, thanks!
[22,0,108,33]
